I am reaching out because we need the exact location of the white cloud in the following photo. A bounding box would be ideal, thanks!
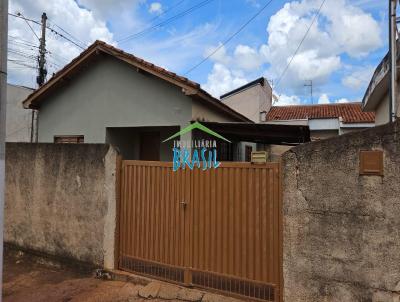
[149,2,163,14]
[202,0,382,98]
[342,66,375,90]
[325,0,382,58]
[132,22,222,72]
[264,0,382,91]
[8,0,117,87]
[274,93,351,106]
[77,0,145,18]
[205,43,231,65]
[234,44,265,71]
[203,63,248,98]
[318,93,330,104]
[317,93,351,104]
[289,50,341,81]
[275,94,301,106]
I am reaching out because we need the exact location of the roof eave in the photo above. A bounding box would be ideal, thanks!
[362,71,389,112]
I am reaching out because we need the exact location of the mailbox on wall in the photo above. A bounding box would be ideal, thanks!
[359,150,384,176]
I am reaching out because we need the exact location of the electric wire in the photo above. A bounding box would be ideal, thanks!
[148,0,186,23]
[50,22,87,48]
[13,12,40,41]
[9,12,85,50]
[117,0,215,43]
[274,0,327,92]
[184,0,274,75]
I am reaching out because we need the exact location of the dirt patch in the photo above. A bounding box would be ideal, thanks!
[2,247,242,302]
[2,248,131,302]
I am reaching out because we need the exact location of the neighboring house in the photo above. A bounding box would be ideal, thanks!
[266,103,375,140]
[221,78,375,139]
[221,77,272,123]
[221,79,375,160]
[362,47,399,125]
[6,83,34,142]
[264,103,375,160]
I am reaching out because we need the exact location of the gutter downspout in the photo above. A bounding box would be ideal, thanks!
[389,0,397,122]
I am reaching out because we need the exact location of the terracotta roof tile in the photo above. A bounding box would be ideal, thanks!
[266,103,375,124]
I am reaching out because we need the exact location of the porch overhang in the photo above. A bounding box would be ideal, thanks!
[197,122,311,145]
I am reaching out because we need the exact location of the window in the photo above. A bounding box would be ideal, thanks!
[245,145,253,162]
[54,135,84,144]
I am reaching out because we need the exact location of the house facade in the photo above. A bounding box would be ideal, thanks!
[22,41,252,161]
[221,77,273,123]
[6,83,33,142]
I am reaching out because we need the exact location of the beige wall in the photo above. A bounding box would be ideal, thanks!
[375,92,390,126]
[6,84,33,142]
[5,143,118,268]
[282,121,400,301]
[221,82,272,122]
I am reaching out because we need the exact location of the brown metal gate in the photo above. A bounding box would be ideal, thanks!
[118,161,282,301]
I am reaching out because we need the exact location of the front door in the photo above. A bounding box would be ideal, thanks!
[139,132,160,161]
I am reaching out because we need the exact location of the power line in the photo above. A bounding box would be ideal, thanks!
[7,59,36,69]
[147,0,186,26]
[46,51,69,64]
[184,0,274,75]
[8,48,37,60]
[114,0,186,41]
[8,12,40,25]
[8,35,39,46]
[117,0,215,43]
[8,38,39,49]
[274,0,326,90]
[46,26,85,49]
[50,22,87,48]
[8,12,85,50]
[11,12,40,41]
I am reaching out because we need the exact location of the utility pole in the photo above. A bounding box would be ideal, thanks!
[37,12,47,87]
[389,0,397,122]
[31,12,47,143]
[304,80,313,104]
[0,0,8,299]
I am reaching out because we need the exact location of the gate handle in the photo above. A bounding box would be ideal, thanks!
[180,201,187,209]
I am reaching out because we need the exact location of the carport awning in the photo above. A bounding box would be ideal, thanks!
[198,122,310,145]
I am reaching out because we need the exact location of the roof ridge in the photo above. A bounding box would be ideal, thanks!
[271,102,362,108]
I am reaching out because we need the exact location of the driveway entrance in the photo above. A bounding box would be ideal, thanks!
[118,160,282,301]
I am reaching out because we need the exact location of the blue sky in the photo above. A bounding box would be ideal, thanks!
[8,0,388,105]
